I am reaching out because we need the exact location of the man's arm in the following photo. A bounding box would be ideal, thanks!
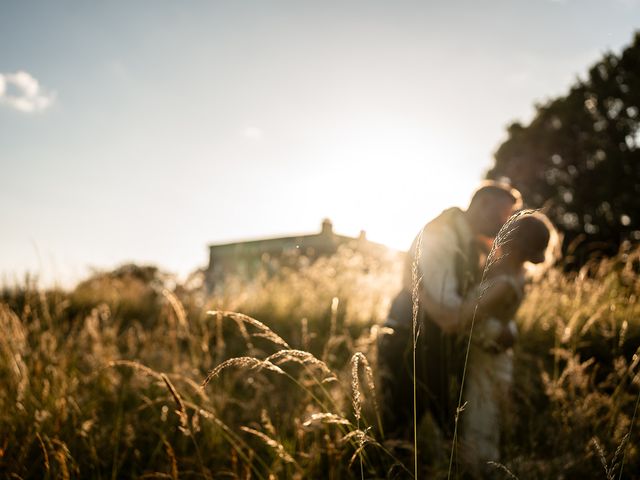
[420,275,521,334]
[415,230,477,334]
[418,287,478,334]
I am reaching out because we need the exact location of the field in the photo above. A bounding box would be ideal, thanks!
[1,245,639,479]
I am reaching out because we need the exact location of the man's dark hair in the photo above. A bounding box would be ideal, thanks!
[469,180,522,210]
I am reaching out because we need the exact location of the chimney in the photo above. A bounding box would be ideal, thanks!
[321,218,333,236]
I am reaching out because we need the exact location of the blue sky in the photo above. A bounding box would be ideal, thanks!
[2,0,639,286]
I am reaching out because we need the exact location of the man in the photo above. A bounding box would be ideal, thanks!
[378,181,522,440]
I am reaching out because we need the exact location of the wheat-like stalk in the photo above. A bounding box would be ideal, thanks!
[162,288,188,331]
[160,374,210,479]
[322,297,340,361]
[201,357,285,388]
[162,437,179,480]
[351,351,382,434]
[302,412,351,427]
[215,310,226,359]
[590,437,615,480]
[341,428,373,444]
[106,360,164,381]
[0,304,29,402]
[138,473,174,479]
[51,438,71,480]
[487,461,519,479]
[208,310,290,349]
[301,317,310,351]
[266,349,336,381]
[191,403,272,477]
[36,432,50,473]
[161,373,188,429]
[240,426,296,465]
[351,353,363,422]
[260,409,276,437]
[483,210,536,280]
[411,226,424,480]
[342,428,380,468]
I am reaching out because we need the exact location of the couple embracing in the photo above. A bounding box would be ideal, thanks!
[378,181,554,477]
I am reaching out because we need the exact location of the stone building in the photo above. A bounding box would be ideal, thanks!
[205,219,392,291]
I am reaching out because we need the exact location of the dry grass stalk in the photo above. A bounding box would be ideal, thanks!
[486,461,519,479]
[193,403,270,474]
[162,437,179,480]
[161,375,211,479]
[161,374,186,414]
[233,313,255,350]
[480,209,537,287]
[168,374,209,402]
[261,409,276,437]
[161,373,189,430]
[266,349,335,380]
[350,352,364,421]
[350,352,380,429]
[330,297,339,337]
[107,360,165,381]
[302,413,351,428]
[590,437,616,480]
[341,428,372,444]
[215,310,226,359]
[301,317,310,351]
[161,288,189,332]
[240,426,296,464]
[208,310,290,349]
[138,473,174,479]
[36,432,50,473]
[201,357,284,388]
[342,428,380,468]
[589,432,630,480]
[0,304,29,401]
[322,297,340,361]
[411,226,424,480]
[51,438,71,480]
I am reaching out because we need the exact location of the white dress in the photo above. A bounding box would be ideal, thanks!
[461,274,524,474]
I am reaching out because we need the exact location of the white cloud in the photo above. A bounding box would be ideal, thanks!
[242,126,264,140]
[0,70,55,113]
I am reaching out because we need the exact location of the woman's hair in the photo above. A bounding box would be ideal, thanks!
[503,211,560,268]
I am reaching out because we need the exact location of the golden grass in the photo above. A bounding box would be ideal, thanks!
[0,245,638,478]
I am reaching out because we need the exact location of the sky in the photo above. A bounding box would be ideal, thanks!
[2,0,640,287]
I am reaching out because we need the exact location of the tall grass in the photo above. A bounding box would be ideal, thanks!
[0,245,639,478]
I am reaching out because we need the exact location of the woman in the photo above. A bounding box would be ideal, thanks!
[460,211,557,477]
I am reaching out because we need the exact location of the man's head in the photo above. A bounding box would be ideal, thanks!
[466,181,522,238]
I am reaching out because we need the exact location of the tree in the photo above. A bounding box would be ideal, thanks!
[487,32,640,263]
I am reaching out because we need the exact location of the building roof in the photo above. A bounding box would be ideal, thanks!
[207,219,391,253]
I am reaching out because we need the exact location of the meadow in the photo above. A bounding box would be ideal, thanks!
[1,245,639,479]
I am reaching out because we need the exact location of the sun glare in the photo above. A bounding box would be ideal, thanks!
[316,122,479,250]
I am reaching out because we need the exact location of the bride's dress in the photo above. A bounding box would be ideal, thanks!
[461,273,525,474]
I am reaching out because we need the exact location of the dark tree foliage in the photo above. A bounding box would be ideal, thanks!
[487,32,640,263]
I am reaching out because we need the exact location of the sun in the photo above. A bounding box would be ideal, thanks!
[313,120,480,251]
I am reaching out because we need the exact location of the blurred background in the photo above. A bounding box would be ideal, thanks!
[3,0,640,286]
